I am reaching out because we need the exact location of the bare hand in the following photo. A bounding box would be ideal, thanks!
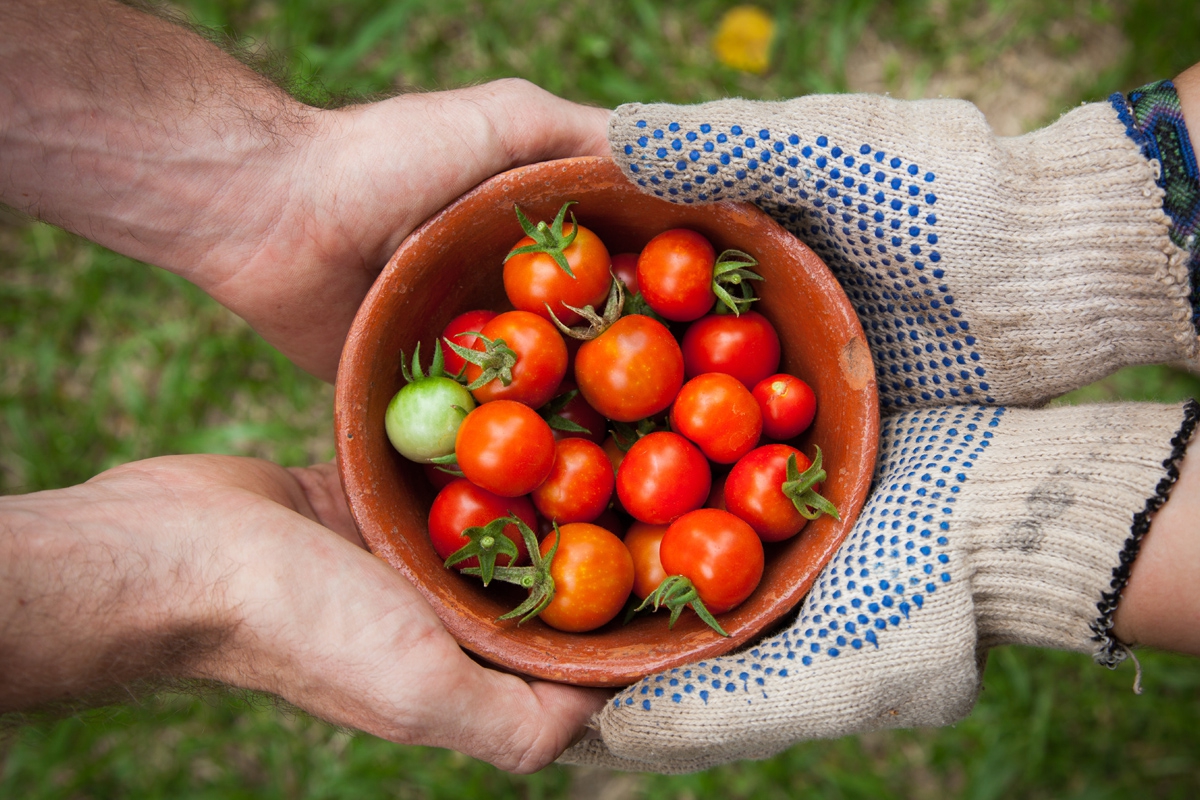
[2,0,611,381]
[0,456,606,772]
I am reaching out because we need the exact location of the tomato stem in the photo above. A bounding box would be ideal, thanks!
[546,276,624,341]
[463,516,559,625]
[443,332,518,390]
[711,249,763,316]
[444,515,521,586]
[781,447,840,521]
[505,202,581,278]
[400,339,455,384]
[636,575,729,636]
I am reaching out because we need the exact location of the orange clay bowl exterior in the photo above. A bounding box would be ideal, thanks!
[335,157,878,688]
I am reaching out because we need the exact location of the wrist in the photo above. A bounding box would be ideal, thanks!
[0,474,235,710]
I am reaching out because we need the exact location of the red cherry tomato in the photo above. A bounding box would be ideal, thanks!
[724,444,818,542]
[610,252,640,295]
[753,374,817,440]
[624,521,669,600]
[680,311,781,389]
[538,523,634,633]
[504,222,612,327]
[531,438,615,524]
[659,508,764,614]
[543,379,607,445]
[670,372,763,464]
[463,310,567,408]
[440,309,498,377]
[636,229,717,321]
[616,431,711,525]
[427,479,534,569]
[574,315,684,423]
[455,400,556,497]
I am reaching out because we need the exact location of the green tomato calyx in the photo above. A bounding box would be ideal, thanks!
[538,389,592,434]
[400,339,452,383]
[781,447,840,521]
[546,275,624,341]
[609,417,661,452]
[427,453,464,478]
[385,346,476,464]
[443,332,518,391]
[504,201,581,278]
[462,516,559,625]
[637,575,728,637]
[444,515,520,586]
[617,277,664,322]
[712,249,763,316]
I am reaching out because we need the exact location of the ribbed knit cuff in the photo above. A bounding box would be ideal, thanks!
[966,402,1199,660]
[1090,398,1200,665]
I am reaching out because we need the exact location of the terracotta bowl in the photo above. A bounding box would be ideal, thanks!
[335,157,878,687]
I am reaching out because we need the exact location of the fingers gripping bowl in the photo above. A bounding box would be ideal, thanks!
[335,157,879,687]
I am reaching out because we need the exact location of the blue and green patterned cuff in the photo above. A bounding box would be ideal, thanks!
[1110,80,1200,327]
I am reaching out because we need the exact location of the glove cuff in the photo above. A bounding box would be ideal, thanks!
[610,97,1197,408]
[964,401,1199,659]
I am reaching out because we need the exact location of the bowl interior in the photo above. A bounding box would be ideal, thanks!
[335,157,878,687]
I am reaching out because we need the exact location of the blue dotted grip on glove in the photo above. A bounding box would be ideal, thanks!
[623,120,989,410]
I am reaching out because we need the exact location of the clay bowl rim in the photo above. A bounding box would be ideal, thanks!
[335,156,879,687]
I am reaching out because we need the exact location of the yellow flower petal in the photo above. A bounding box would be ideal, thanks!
[713,6,775,74]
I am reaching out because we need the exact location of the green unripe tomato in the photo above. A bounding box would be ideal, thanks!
[385,376,476,463]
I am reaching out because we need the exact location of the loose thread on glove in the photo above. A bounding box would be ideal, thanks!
[1127,647,1144,695]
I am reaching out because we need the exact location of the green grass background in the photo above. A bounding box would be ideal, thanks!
[4,0,1200,796]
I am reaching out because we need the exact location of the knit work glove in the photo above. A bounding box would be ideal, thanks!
[559,88,1200,773]
[606,93,1198,410]
[562,400,1199,773]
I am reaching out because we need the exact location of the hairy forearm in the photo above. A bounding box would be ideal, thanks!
[0,480,231,711]
[2,0,612,380]
[0,0,312,284]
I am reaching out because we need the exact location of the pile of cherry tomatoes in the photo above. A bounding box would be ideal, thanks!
[385,202,836,635]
